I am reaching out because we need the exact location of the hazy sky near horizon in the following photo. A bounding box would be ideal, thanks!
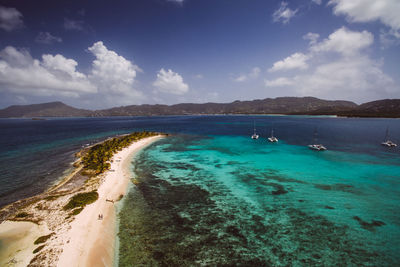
[0,0,399,109]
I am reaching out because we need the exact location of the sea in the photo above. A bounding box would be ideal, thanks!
[0,115,399,265]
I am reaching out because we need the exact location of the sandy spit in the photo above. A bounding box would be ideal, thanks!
[57,135,162,267]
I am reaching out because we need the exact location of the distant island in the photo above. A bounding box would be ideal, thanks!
[0,97,399,118]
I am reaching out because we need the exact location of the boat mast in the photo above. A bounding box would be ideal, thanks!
[385,127,389,141]
[313,127,318,144]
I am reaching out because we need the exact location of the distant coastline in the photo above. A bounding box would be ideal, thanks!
[1,97,399,118]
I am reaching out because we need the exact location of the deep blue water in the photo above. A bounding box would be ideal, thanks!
[0,116,399,265]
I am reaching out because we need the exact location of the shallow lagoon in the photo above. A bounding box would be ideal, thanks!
[118,125,400,266]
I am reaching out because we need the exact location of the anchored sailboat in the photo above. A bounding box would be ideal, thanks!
[268,128,278,142]
[251,121,259,139]
[381,127,397,147]
[308,128,327,151]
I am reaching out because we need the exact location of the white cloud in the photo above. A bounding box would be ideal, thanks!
[0,46,96,97]
[273,2,298,24]
[269,53,309,72]
[265,77,294,87]
[64,18,84,31]
[88,41,143,103]
[0,6,23,31]
[153,68,189,95]
[35,32,62,45]
[310,27,373,56]
[303,32,320,45]
[234,67,260,82]
[42,54,84,79]
[329,0,400,31]
[265,27,400,102]
[312,0,322,4]
[194,74,203,79]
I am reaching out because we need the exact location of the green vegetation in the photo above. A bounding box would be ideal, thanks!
[71,207,84,215]
[44,195,62,201]
[63,191,99,210]
[82,131,158,175]
[33,245,45,254]
[15,212,29,218]
[34,233,53,245]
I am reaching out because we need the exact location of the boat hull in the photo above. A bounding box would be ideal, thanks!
[308,144,327,151]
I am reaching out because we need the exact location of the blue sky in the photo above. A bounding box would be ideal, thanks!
[0,0,399,109]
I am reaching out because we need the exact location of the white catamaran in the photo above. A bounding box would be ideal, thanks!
[308,128,327,151]
[381,127,397,147]
[268,129,278,142]
[251,121,259,139]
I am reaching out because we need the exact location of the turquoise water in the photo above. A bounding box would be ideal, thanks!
[119,134,400,266]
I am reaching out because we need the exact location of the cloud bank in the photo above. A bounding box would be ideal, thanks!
[88,41,143,102]
[0,42,147,108]
[0,46,95,97]
[329,0,400,48]
[265,27,399,102]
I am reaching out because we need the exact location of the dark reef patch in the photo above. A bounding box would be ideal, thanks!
[353,216,386,232]
[261,172,308,184]
[314,183,358,194]
[159,134,207,153]
[169,162,201,172]
[204,146,239,156]
[266,182,288,195]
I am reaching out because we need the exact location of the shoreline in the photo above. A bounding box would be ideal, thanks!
[57,135,162,267]
[0,134,163,266]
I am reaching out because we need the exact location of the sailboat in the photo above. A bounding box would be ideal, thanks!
[381,127,397,147]
[251,121,259,139]
[268,128,278,142]
[308,128,327,151]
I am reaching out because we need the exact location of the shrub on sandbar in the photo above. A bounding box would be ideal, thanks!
[15,212,29,218]
[63,191,98,211]
[33,245,45,254]
[34,233,53,245]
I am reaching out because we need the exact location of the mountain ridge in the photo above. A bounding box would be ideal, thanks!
[0,97,398,118]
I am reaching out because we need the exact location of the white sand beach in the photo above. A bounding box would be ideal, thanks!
[57,135,162,267]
